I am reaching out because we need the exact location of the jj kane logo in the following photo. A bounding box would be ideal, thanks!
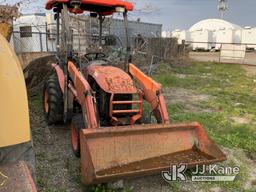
[162,164,240,182]
[162,164,187,182]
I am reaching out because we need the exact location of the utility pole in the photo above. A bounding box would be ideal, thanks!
[218,0,227,20]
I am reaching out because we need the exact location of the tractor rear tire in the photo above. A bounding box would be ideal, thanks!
[71,114,86,158]
[43,72,64,125]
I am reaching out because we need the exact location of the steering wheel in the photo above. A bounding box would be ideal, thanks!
[84,53,106,61]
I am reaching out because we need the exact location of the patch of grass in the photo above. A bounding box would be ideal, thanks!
[90,184,134,192]
[169,181,182,191]
[37,178,46,189]
[44,189,66,192]
[92,184,115,192]
[36,152,47,161]
[29,93,42,109]
[154,62,256,152]
[169,103,187,114]
[123,187,134,192]
[168,111,256,152]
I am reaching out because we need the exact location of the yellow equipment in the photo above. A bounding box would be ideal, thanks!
[0,7,36,191]
[0,33,30,147]
[0,28,36,192]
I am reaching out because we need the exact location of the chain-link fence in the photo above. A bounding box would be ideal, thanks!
[10,15,189,73]
[11,30,57,54]
[185,41,256,66]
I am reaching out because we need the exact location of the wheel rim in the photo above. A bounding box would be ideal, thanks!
[44,90,49,113]
[71,123,78,151]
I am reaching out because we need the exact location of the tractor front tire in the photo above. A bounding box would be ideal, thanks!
[43,72,64,125]
[71,114,85,158]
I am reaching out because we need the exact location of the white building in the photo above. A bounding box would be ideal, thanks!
[12,13,57,53]
[162,31,171,38]
[12,13,163,53]
[241,27,256,50]
[171,29,189,44]
[215,29,234,49]
[189,29,212,50]
[170,18,255,51]
[188,19,242,32]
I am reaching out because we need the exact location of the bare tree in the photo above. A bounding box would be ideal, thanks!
[128,0,160,16]
[2,0,43,13]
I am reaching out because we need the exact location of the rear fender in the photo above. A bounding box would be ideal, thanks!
[51,63,64,93]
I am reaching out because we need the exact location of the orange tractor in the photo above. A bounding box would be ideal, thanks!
[43,0,226,185]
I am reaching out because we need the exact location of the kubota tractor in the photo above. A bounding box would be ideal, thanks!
[43,0,226,185]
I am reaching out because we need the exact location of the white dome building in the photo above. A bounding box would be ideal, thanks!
[189,19,243,50]
[189,19,242,32]
[172,19,243,50]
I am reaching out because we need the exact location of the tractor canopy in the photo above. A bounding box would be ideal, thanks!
[45,0,133,15]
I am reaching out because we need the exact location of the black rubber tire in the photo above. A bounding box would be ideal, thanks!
[90,80,110,126]
[71,114,86,158]
[140,113,152,124]
[43,72,64,125]
[139,112,157,124]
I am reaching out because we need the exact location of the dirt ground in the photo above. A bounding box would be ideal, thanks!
[29,99,82,192]
[242,65,256,76]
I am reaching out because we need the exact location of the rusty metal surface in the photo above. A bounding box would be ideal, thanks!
[109,92,143,125]
[0,161,37,192]
[85,65,137,94]
[96,149,213,176]
[80,122,226,185]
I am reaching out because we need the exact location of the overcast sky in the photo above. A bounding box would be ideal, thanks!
[134,0,256,30]
[3,0,256,30]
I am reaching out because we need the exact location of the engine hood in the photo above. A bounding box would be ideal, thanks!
[85,65,137,94]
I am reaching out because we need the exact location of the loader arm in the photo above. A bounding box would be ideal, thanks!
[68,61,98,129]
[129,64,170,124]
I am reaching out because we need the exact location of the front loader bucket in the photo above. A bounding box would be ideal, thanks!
[80,122,226,185]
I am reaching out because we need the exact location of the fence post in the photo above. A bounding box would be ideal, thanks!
[242,44,246,65]
[39,32,43,52]
[182,40,185,56]
[45,23,49,52]
[219,44,222,63]
[78,20,81,52]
